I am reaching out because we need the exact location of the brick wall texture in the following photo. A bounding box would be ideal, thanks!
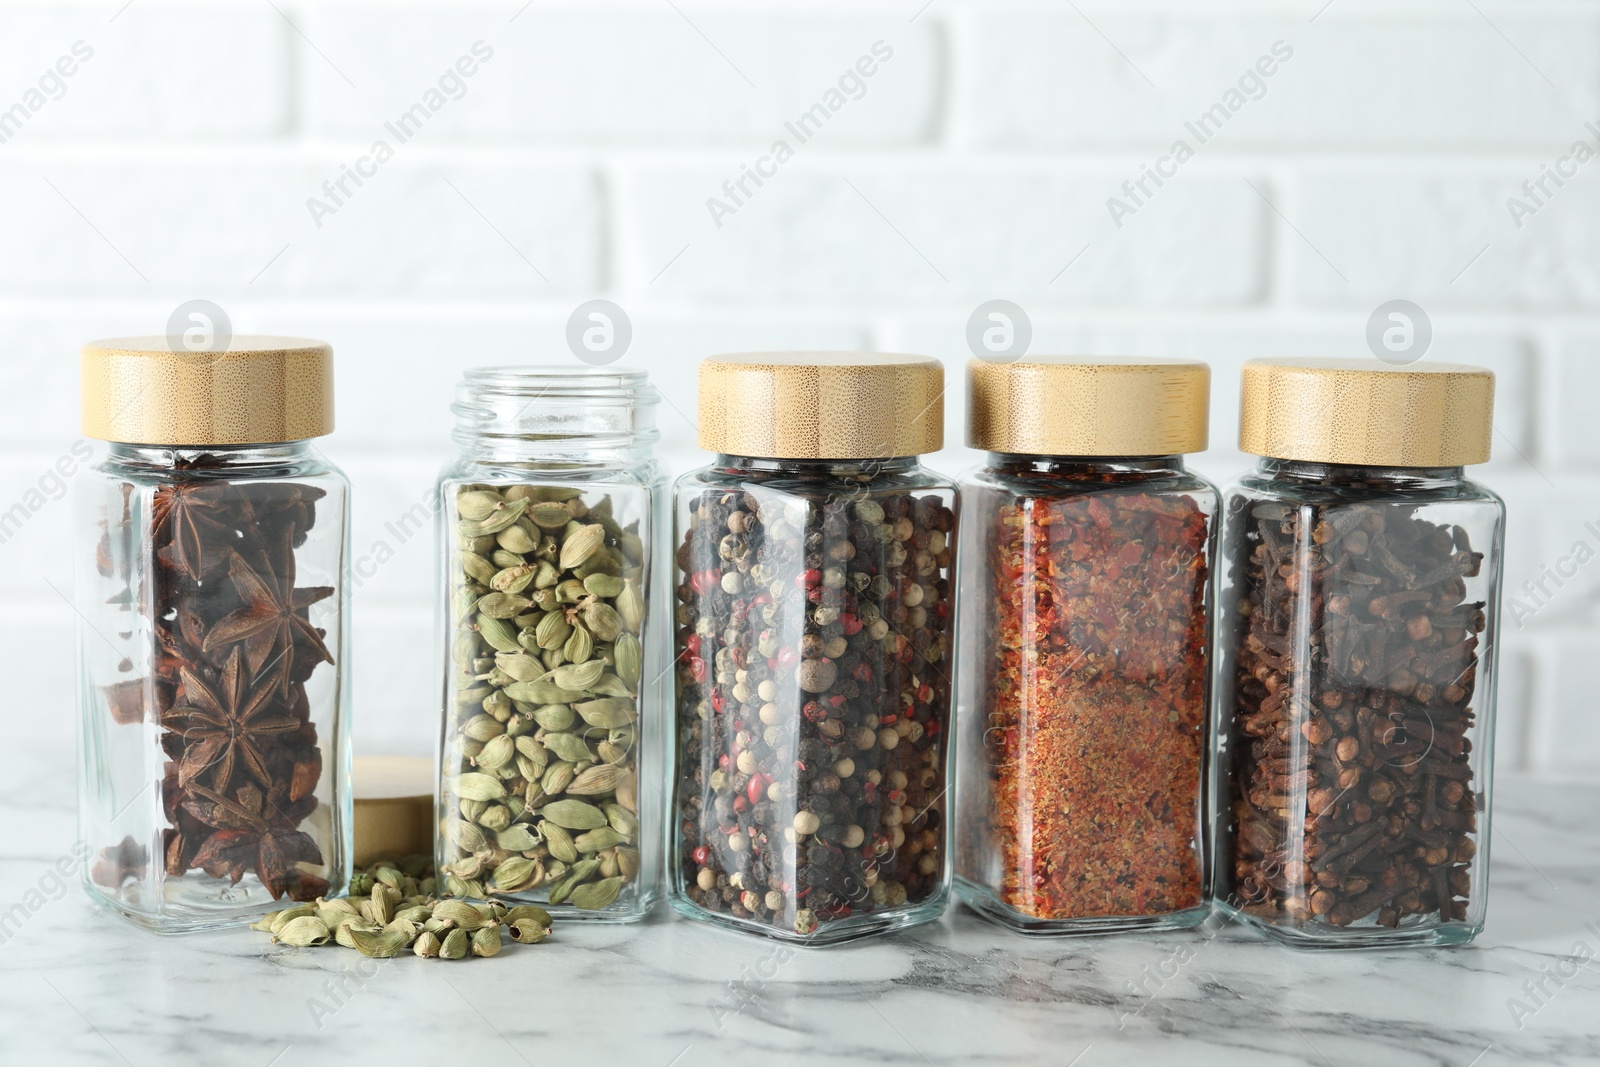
[1,0,1596,778]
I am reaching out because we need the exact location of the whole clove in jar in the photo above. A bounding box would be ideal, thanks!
[1215,358,1506,948]
[669,353,959,944]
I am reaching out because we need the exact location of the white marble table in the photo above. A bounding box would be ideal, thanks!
[4,750,1598,1067]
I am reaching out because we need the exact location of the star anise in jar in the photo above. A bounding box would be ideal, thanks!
[162,648,297,791]
[202,535,333,696]
[181,783,326,900]
[244,483,326,551]
[150,481,231,581]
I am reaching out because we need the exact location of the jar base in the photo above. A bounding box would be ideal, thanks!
[667,887,948,946]
[1217,901,1484,950]
[478,888,659,924]
[83,881,272,934]
[955,880,1211,937]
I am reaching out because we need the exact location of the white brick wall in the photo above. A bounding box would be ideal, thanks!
[1,0,1596,781]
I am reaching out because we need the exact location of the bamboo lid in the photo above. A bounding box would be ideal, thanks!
[353,756,434,867]
[1239,358,1495,467]
[81,336,334,445]
[698,353,944,459]
[968,356,1209,456]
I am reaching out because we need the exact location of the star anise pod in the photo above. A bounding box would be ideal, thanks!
[181,784,325,899]
[201,537,334,694]
[150,481,231,581]
[91,835,150,889]
[241,482,325,552]
[162,648,298,791]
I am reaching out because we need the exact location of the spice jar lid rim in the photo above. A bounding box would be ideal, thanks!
[1242,356,1493,376]
[966,356,1209,455]
[1239,357,1495,467]
[704,351,941,368]
[969,355,1206,369]
[698,351,944,459]
[81,335,335,445]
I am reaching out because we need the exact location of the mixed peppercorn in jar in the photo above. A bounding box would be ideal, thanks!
[669,353,958,944]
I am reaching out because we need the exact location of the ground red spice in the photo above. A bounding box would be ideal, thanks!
[987,491,1209,920]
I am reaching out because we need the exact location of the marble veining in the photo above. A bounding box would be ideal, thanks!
[3,748,1598,1067]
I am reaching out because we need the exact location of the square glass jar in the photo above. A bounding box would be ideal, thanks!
[1213,359,1506,948]
[668,353,958,944]
[75,337,351,932]
[954,357,1217,935]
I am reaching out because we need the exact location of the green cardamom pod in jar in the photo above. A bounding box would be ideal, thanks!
[613,632,641,687]
[443,473,650,920]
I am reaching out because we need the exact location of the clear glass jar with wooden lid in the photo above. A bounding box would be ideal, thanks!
[75,337,351,931]
[1215,358,1505,948]
[669,353,959,943]
[954,357,1218,935]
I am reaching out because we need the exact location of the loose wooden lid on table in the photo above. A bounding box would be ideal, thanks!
[353,756,433,867]
[81,335,334,445]
[697,352,944,460]
[1239,358,1495,468]
[967,356,1210,456]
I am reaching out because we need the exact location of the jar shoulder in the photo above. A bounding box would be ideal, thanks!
[1227,472,1504,511]
[675,462,958,498]
[441,456,665,492]
[962,463,1218,503]
[88,445,349,489]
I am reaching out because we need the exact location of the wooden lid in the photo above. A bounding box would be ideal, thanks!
[968,356,1209,456]
[1239,358,1495,467]
[81,336,334,445]
[697,353,944,459]
[353,756,433,867]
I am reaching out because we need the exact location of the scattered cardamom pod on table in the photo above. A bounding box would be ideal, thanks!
[251,855,552,959]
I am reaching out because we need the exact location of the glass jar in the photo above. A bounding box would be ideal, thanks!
[669,353,958,944]
[955,358,1216,935]
[1215,358,1505,948]
[75,337,351,932]
[436,367,663,921]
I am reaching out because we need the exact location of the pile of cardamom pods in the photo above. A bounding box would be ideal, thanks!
[253,856,552,959]
[443,485,645,911]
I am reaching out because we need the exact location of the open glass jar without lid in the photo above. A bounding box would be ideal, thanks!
[1214,358,1505,948]
[955,357,1217,935]
[75,337,351,931]
[670,353,959,944]
[436,367,664,921]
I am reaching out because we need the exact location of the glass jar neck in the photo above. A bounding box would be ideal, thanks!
[986,453,1188,479]
[453,366,659,466]
[715,454,922,479]
[107,441,317,470]
[1255,457,1467,492]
